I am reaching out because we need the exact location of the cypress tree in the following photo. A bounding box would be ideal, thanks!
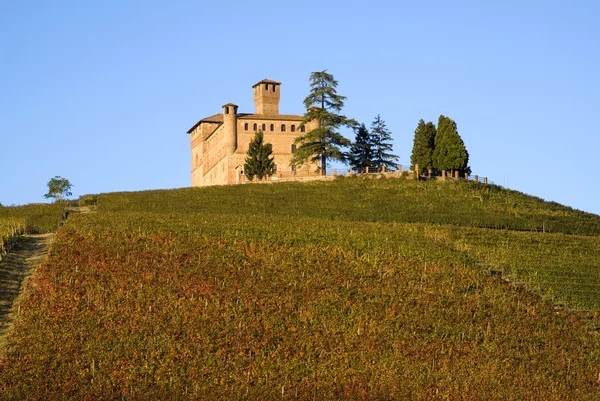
[291,71,356,174]
[410,119,436,173]
[432,115,470,175]
[244,130,274,180]
[370,114,398,171]
[349,123,375,173]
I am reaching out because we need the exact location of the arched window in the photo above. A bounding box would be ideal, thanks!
[253,123,257,131]
[281,124,286,132]
[270,124,274,131]
[300,126,306,132]
[244,123,248,131]
[291,125,296,132]
[262,124,266,131]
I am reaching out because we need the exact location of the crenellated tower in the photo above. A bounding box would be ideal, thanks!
[253,79,281,115]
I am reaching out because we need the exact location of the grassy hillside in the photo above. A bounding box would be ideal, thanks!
[1,178,600,399]
[0,203,65,255]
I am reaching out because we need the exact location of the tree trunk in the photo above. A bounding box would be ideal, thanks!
[320,94,326,176]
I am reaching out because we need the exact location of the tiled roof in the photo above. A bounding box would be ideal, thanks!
[252,79,281,88]
[238,113,303,121]
[187,112,305,134]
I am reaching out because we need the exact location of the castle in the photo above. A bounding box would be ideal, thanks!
[187,79,318,186]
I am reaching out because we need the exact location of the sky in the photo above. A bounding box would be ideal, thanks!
[1,1,599,215]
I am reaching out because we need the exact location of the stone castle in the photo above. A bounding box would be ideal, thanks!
[187,79,318,186]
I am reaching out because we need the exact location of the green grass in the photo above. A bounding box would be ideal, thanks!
[1,178,600,399]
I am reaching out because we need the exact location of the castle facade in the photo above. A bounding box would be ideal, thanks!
[187,79,317,186]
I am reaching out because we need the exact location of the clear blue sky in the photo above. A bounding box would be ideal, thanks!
[1,1,599,215]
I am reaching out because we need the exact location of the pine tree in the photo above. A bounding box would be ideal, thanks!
[370,114,398,171]
[432,115,470,175]
[291,71,356,175]
[244,130,274,180]
[349,123,375,173]
[410,119,437,173]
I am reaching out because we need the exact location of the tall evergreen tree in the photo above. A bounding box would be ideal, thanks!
[432,115,470,175]
[291,71,356,175]
[349,123,375,172]
[410,119,437,172]
[244,130,274,180]
[370,114,398,171]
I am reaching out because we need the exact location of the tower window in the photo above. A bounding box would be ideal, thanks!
[265,84,269,91]
[225,107,229,114]
[262,124,266,131]
[300,126,306,132]
[244,123,248,131]
[270,124,274,131]
[291,125,296,132]
[281,124,286,132]
[291,144,296,153]
[253,123,257,131]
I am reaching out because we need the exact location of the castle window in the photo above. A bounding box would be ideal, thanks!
[244,123,248,131]
[291,165,297,173]
[270,124,274,131]
[281,124,286,132]
[291,125,296,132]
[273,164,277,173]
[291,144,296,153]
[262,124,266,131]
[300,126,306,132]
[253,123,257,131]
[265,84,269,91]
[225,107,229,114]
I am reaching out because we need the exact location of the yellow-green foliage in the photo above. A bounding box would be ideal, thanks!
[0,203,64,256]
[1,179,600,399]
[0,203,66,234]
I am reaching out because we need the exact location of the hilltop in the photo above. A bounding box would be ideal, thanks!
[1,177,600,400]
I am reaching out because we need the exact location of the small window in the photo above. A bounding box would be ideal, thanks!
[270,124,274,131]
[244,123,248,131]
[253,123,257,131]
[291,165,297,173]
[300,126,305,132]
[281,124,286,132]
[273,164,278,173]
[291,144,296,153]
[225,107,229,114]
[291,125,296,132]
[265,84,269,91]
[262,124,266,131]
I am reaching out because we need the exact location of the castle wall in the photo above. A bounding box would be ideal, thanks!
[188,80,320,186]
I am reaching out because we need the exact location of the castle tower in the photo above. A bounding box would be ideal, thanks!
[253,79,281,115]
[222,103,238,155]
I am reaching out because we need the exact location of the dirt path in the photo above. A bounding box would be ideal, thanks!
[0,233,54,350]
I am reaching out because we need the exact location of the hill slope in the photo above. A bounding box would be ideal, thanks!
[1,178,600,400]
